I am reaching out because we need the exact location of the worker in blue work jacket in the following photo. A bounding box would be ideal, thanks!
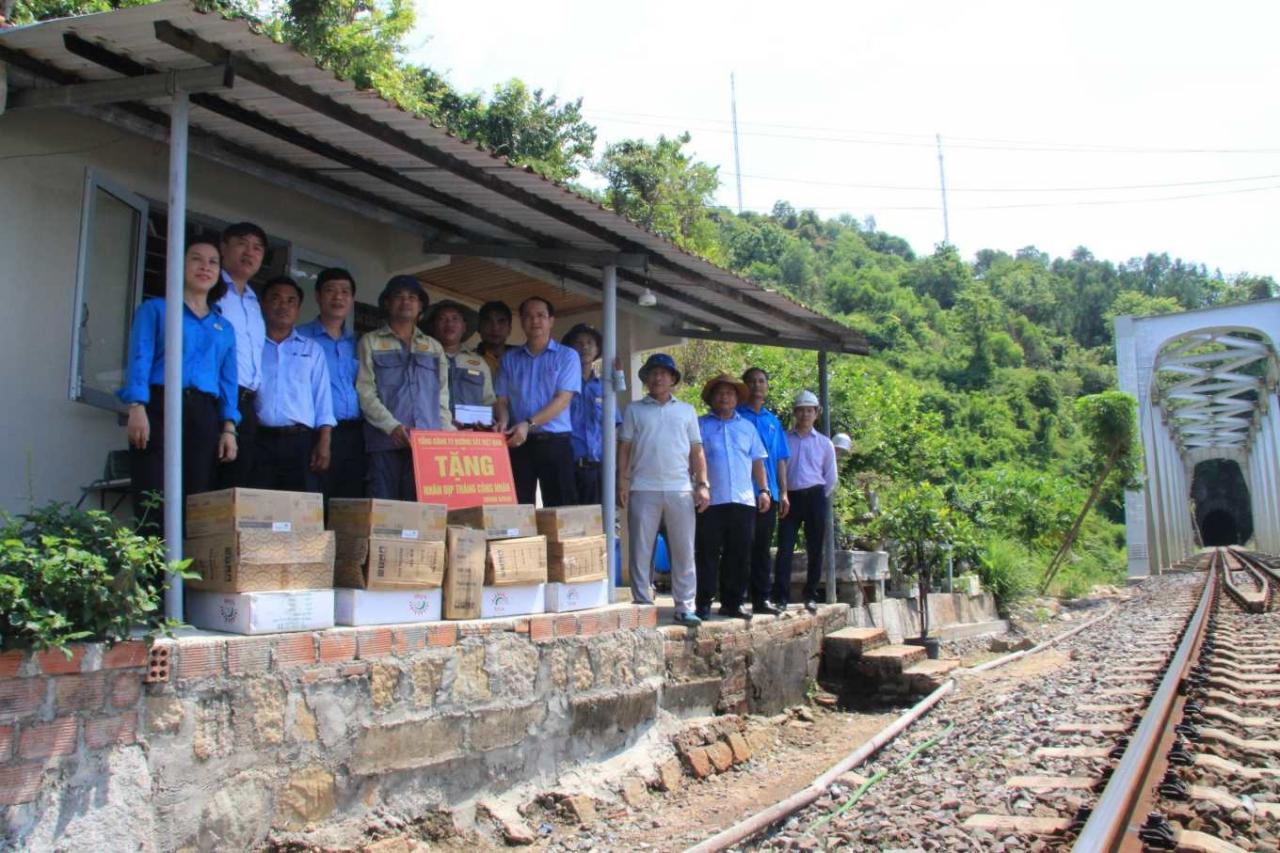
[562,322,620,504]
[297,267,366,501]
[427,299,495,424]
[119,237,239,532]
[695,373,771,620]
[250,276,335,493]
[356,275,452,501]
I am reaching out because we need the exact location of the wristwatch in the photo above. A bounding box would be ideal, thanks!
[695,480,711,490]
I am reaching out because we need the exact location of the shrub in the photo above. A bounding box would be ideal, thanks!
[976,536,1038,607]
[0,502,189,653]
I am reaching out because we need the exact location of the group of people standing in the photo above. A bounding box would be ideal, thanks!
[620,357,838,627]
[119,222,838,627]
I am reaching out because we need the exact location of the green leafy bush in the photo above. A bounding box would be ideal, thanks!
[975,536,1039,607]
[0,503,189,652]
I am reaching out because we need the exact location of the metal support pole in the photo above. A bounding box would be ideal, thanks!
[163,90,189,621]
[601,265,619,593]
[818,350,836,605]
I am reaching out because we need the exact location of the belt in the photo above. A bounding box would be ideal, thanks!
[238,387,257,404]
[335,419,363,431]
[258,424,311,436]
[526,431,570,442]
[576,458,600,469]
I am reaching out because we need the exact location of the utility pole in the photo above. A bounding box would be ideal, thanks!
[731,73,744,214]
[936,133,950,245]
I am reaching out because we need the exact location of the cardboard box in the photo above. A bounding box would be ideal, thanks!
[443,525,485,620]
[547,535,608,583]
[186,488,324,538]
[334,537,446,590]
[334,588,443,626]
[485,535,548,586]
[480,583,546,619]
[186,589,335,634]
[328,498,447,542]
[448,504,537,540]
[185,531,335,593]
[544,578,611,613]
[536,505,604,541]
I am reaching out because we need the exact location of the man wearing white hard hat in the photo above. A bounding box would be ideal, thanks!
[772,390,838,612]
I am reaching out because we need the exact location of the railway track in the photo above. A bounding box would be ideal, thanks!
[722,549,1280,852]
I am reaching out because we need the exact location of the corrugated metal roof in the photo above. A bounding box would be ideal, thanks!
[0,0,866,353]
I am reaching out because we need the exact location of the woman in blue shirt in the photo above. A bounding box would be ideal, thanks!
[118,238,240,530]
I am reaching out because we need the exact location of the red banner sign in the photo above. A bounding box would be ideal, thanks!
[409,430,517,509]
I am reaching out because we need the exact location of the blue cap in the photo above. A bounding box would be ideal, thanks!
[638,352,681,385]
[379,275,427,311]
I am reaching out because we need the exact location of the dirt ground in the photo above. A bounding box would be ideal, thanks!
[527,708,901,853]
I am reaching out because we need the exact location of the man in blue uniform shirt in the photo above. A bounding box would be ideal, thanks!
[737,367,790,616]
[298,267,365,500]
[493,296,581,506]
[562,323,620,504]
[251,277,335,492]
[214,221,268,488]
[696,373,770,620]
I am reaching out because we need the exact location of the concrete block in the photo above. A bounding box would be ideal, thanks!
[350,716,465,774]
[660,677,722,718]
[727,731,752,764]
[683,745,713,778]
[569,686,657,737]
[705,741,733,772]
[470,702,547,752]
[655,758,683,792]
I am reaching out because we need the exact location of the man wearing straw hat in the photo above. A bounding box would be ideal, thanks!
[696,372,771,620]
[427,299,494,425]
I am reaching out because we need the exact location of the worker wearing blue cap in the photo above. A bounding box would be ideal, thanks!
[355,275,452,500]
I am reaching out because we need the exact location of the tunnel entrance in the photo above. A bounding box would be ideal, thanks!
[1191,459,1253,546]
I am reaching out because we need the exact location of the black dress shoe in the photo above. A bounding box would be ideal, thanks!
[719,605,749,619]
[804,600,819,613]
[694,605,711,620]
[753,601,781,616]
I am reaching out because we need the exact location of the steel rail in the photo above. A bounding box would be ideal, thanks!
[1071,555,1218,852]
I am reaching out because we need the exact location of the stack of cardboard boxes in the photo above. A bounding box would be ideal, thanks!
[447,505,546,618]
[179,488,616,634]
[328,499,449,626]
[539,505,610,612]
[183,488,337,634]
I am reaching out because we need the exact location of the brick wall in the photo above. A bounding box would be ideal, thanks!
[0,640,148,812]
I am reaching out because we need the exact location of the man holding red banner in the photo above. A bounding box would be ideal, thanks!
[356,275,452,501]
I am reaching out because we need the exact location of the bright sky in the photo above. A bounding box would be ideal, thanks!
[410,1,1280,278]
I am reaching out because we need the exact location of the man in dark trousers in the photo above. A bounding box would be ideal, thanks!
[298,267,365,500]
[356,276,452,501]
[696,373,770,620]
[563,322,619,504]
[737,367,789,615]
[773,390,838,612]
[214,221,267,487]
[251,276,335,492]
[493,296,580,506]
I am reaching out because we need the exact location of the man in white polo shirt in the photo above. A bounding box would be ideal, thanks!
[617,353,709,627]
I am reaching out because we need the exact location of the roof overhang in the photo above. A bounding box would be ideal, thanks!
[0,0,868,354]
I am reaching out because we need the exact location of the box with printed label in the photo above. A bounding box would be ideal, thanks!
[328,498,448,542]
[447,504,537,540]
[485,535,548,586]
[186,589,335,634]
[443,525,485,620]
[333,537,446,590]
[544,578,612,613]
[334,587,443,626]
[547,535,608,583]
[535,505,604,541]
[185,531,335,592]
[479,583,546,619]
[186,488,324,538]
